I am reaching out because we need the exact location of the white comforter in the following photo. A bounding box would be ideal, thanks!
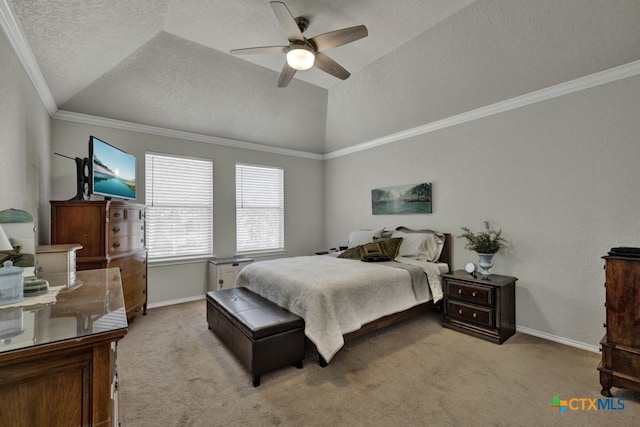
[235,255,444,362]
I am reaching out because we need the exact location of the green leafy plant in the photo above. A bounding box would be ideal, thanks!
[459,221,507,254]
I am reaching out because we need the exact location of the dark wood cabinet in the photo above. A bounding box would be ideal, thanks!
[598,255,640,396]
[51,200,147,320]
[441,270,517,344]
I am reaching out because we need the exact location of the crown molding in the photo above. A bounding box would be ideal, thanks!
[323,59,640,160]
[50,56,640,162]
[0,0,57,115]
[4,0,638,161]
[53,110,324,160]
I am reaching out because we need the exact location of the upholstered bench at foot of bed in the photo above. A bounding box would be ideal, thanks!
[206,287,305,387]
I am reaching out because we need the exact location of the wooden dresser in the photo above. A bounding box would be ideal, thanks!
[51,200,147,320]
[0,268,127,427]
[441,270,517,344]
[599,254,640,396]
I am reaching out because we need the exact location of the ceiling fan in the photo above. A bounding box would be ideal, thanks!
[230,1,368,87]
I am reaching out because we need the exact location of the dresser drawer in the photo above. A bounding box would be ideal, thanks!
[601,340,640,376]
[109,206,145,222]
[107,221,144,239]
[122,271,147,313]
[447,300,494,328]
[447,280,493,307]
[108,234,145,254]
[109,253,147,274]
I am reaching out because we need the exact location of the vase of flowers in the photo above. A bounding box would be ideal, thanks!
[459,221,507,276]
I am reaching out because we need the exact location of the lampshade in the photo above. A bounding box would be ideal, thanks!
[286,44,315,71]
[0,225,13,251]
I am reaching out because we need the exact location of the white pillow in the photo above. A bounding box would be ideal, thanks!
[10,236,35,254]
[347,229,384,248]
[391,230,443,261]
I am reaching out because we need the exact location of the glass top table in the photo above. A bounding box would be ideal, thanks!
[0,268,128,354]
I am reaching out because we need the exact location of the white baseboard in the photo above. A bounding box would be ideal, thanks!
[516,325,600,354]
[147,294,205,310]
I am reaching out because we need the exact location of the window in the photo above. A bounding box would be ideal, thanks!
[236,164,284,254]
[145,153,213,260]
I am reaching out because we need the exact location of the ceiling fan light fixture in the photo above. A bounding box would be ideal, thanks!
[286,44,315,70]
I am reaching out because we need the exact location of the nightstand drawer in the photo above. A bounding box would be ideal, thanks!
[447,300,493,328]
[446,280,493,307]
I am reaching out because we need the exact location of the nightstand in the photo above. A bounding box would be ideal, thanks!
[441,270,517,344]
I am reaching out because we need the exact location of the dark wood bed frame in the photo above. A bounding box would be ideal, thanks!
[317,233,453,366]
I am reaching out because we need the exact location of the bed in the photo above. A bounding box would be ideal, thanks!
[235,228,452,365]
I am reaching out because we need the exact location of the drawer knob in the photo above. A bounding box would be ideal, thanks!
[472,291,477,297]
[457,289,463,294]
[114,212,121,218]
[603,323,607,328]
[458,309,463,315]
[472,313,477,318]
[113,241,120,248]
[113,226,120,233]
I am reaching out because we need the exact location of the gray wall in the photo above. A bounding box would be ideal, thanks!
[0,25,51,241]
[50,120,324,306]
[5,0,640,351]
[324,74,640,350]
[325,0,640,152]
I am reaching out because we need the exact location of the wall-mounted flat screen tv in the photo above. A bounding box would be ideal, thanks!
[88,135,137,200]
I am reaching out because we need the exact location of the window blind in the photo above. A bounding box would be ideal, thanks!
[145,153,213,260]
[236,164,284,253]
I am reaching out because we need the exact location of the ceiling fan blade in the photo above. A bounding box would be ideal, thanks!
[270,1,304,41]
[230,46,288,55]
[314,52,350,80]
[310,25,368,51]
[277,63,297,87]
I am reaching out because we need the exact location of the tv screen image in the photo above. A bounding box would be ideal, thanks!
[89,136,136,200]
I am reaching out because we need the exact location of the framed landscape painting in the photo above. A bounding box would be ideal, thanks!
[372,182,432,215]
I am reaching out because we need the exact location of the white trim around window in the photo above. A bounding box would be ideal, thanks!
[235,163,284,254]
[145,152,213,261]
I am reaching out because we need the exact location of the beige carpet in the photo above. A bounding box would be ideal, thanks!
[117,301,639,426]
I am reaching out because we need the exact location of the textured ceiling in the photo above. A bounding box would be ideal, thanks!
[9,0,477,102]
[6,0,640,154]
[7,0,477,153]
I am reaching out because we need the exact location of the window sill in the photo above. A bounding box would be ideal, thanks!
[235,249,287,258]
[149,255,213,267]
